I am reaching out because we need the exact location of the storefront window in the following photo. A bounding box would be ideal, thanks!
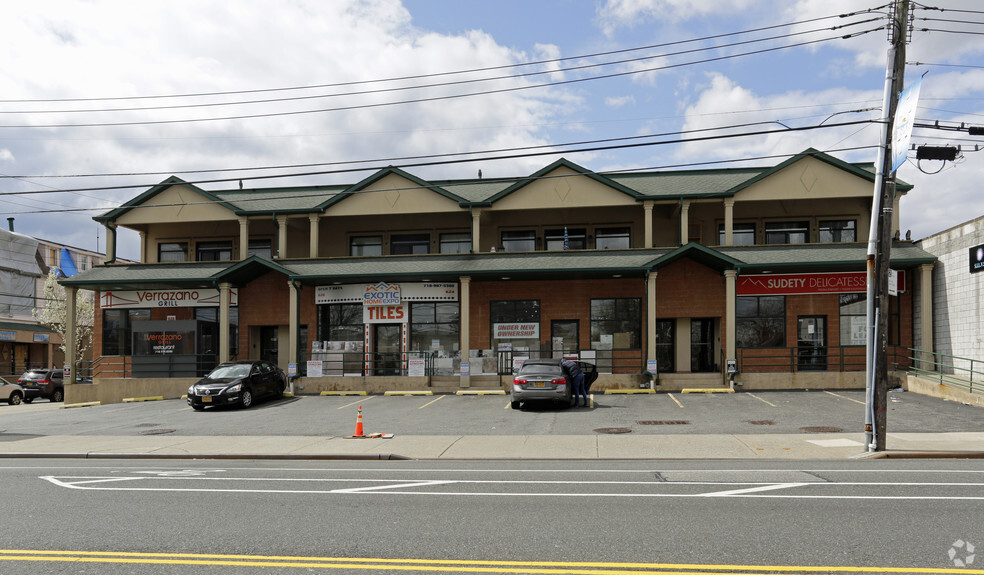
[410,302,459,353]
[158,242,187,262]
[839,293,899,345]
[545,228,586,250]
[595,227,630,250]
[501,230,535,252]
[196,241,233,261]
[102,308,151,355]
[439,233,471,254]
[718,222,756,245]
[590,298,641,349]
[491,299,540,358]
[820,220,856,243]
[736,296,785,347]
[317,303,363,342]
[391,233,430,255]
[765,221,809,244]
[194,307,239,358]
[654,319,674,373]
[350,236,382,256]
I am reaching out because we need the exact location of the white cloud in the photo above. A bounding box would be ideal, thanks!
[605,96,635,108]
[597,0,758,36]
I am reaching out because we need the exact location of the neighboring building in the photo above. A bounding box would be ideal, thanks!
[914,215,984,370]
[0,220,109,378]
[61,148,937,391]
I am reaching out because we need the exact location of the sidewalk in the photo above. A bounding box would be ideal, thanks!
[2,431,983,460]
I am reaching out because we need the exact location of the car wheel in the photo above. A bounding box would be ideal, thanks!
[510,400,521,410]
[192,405,205,411]
[51,388,64,402]
[274,381,284,398]
[240,388,254,409]
[8,392,22,406]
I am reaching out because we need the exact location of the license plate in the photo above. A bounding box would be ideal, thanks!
[202,396,212,403]
[533,382,545,387]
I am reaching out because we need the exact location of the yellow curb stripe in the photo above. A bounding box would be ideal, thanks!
[455,390,506,395]
[384,390,433,396]
[61,401,100,409]
[681,388,735,394]
[122,396,164,403]
[604,388,656,394]
[320,391,367,396]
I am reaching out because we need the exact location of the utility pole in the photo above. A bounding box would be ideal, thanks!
[865,0,910,451]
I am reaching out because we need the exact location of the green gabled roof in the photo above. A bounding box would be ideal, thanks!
[59,261,232,291]
[718,242,935,271]
[483,158,645,204]
[607,168,763,199]
[94,176,239,222]
[319,166,467,209]
[213,255,294,285]
[214,184,347,214]
[648,242,743,271]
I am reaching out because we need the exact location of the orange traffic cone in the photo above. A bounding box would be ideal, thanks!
[349,405,367,438]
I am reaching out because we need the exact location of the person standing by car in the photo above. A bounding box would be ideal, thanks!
[561,357,588,407]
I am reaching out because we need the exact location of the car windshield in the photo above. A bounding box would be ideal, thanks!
[207,364,251,379]
[519,364,561,376]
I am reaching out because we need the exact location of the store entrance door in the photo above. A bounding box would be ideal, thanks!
[691,318,715,372]
[374,324,402,376]
[259,326,278,366]
[797,316,827,371]
[551,320,579,357]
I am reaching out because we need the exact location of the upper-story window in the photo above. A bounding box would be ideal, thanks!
[391,233,430,255]
[158,242,188,262]
[545,228,586,250]
[501,230,536,252]
[596,227,630,250]
[247,239,272,259]
[718,222,756,246]
[765,221,809,244]
[819,220,856,243]
[351,236,382,256]
[439,232,471,254]
[196,241,233,261]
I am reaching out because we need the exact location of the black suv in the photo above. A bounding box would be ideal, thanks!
[18,369,64,402]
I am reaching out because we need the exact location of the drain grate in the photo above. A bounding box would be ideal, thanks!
[593,427,633,434]
[637,420,690,425]
[139,428,176,435]
[800,426,842,433]
[747,420,776,426]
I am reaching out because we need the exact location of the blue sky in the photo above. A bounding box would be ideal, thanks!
[1,0,982,260]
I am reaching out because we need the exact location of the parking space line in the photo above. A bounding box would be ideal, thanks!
[419,396,444,409]
[667,393,684,408]
[337,396,374,410]
[824,391,865,405]
[746,393,777,407]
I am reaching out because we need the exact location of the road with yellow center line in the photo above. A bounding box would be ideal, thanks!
[1,550,982,574]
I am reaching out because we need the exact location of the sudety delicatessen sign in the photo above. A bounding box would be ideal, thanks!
[737,271,905,295]
[315,282,458,323]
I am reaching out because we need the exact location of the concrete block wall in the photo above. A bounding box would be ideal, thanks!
[917,217,984,370]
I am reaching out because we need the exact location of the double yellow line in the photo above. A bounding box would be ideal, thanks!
[1,550,981,574]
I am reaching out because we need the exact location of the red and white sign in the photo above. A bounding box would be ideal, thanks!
[363,304,408,323]
[737,271,905,296]
[494,323,540,339]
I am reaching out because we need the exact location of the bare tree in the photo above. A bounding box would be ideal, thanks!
[33,271,94,364]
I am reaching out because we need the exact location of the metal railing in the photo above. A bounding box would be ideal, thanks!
[737,345,911,373]
[88,355,218,379]
[905,348,983,395]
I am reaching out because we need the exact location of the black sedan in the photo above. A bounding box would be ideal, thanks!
[187,360,286,410]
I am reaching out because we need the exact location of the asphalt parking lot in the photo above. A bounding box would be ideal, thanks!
[1,389,981,439]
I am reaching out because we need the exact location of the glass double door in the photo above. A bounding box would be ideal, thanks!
[797,316,827,370]
[373,324,402,376]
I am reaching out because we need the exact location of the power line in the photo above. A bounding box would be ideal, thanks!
[0,19,882,117]
[0,8,888,106]
[0,118,878,202]
[0,28,883,130]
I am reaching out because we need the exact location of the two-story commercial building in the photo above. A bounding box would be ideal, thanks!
[59,148,937,398]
